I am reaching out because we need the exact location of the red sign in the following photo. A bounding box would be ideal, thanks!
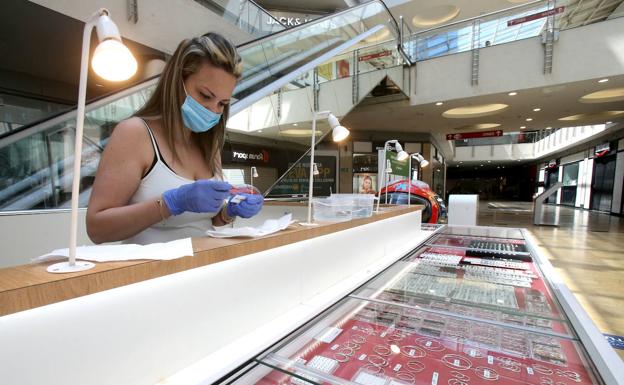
[358,51,392,62]
[446,130,503,141]
[507,6,565,26]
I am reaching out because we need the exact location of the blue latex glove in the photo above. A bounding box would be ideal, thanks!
[226,194,263,219]
[163,180,231,215]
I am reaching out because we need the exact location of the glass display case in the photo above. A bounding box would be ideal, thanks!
[219,225,617,385]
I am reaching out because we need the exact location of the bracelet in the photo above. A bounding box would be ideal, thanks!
[156,197,167,221]
[219,206,235,224]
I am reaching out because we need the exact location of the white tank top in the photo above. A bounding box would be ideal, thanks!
[123,120,220,245]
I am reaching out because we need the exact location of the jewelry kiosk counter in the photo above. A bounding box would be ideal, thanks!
[0,205,425,385]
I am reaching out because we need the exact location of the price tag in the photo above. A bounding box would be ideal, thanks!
[330,344,339,351]
[431,372,439,385]
[454,359,460,367]
[409,349,416,356]
[484,369,491,379]
[393,364,402,372]
[426,341,432,347]
[358,354,367,361]
[487,355,494,365]
[527,367,534,375]
[469,349,477,357]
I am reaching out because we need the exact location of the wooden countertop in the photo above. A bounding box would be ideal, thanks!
[0,205,421,317]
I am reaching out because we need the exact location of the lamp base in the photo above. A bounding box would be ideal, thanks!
[299,222,320,227]
[47,261,95,274]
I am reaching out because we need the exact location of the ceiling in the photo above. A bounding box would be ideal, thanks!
[343,75,624,135]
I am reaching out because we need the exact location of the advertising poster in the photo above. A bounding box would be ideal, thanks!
[353,173,377,195]
[337,59,350,78]
[317,62,334,81]
[271,155,336,196]
[386,150,409,177]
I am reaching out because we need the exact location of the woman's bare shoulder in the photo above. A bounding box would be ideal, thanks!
[104,117,153,164]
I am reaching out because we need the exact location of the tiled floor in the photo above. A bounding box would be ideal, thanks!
[478,202,624,360]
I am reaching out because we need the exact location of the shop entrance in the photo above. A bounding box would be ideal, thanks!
[591,155,616,212]
[545,167,559,204]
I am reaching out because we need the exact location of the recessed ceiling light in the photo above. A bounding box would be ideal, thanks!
[497,166,500,169]
[598,78,609,83]
[293,123,298,126]
[487,160,491,163]
[459,161,463,164]
[502,166,505,168]
[533,108,541,112]
[480,164,484,167]
[546,126,552,129]
[435,102,444,106]
[606,121,613,124]
[508,92,517,96]
[520,126,526,129]
[517,159,521,162]
[526,118,533,121]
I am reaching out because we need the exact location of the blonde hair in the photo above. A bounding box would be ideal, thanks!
[135,32,242,178]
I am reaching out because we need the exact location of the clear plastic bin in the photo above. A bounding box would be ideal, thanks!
[331,193,375,218]
[312,194,375,222]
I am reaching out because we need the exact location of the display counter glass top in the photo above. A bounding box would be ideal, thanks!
[440,225,525,240]
[245,297,601,385]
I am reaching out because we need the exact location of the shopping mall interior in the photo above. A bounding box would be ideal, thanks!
[0,1,623,384]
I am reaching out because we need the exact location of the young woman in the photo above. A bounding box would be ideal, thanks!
[87,33,262,244]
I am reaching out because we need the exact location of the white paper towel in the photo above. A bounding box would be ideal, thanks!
[206,214,293,238]
[33,238,194,263]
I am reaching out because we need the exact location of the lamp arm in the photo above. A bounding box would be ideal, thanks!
[68,13,104,266]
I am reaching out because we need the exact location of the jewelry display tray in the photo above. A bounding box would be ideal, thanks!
[220,227,608,385]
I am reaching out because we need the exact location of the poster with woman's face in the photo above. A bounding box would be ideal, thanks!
[353,173,377,195]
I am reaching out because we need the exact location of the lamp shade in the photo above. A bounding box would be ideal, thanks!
[420,159,430,168]
[332,125,350,142]
[92,39,137,81]
[396,150,409,161]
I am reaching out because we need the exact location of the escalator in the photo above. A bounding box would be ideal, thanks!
[0,0,409,211]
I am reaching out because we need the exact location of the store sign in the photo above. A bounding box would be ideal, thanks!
[446,130,503,140]
[358,51,392,62]
[228,148,270,164]
[507,6,565,26]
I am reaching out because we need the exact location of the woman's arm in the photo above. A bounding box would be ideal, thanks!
[86,118,168,243]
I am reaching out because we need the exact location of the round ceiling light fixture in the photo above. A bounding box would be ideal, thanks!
[558,111,624,122]
[364,27,390,43]
[280,129,323,137]
[412,5,460,28]
[579,87,624,103]
[452,123,501,130]
[442,103,509,118]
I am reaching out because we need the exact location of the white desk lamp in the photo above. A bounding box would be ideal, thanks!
[407,153,429,206]
[47,9,137,274]
[250,166,258,189]
[376,140,408,213]
[300,111,350,226]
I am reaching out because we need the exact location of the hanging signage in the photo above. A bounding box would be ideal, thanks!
[446,130,503,140]
[267,16,312,26]
[507,6,565,27]
[271,156,336,196]
[386,151,409,177]
[358,50,392,62]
